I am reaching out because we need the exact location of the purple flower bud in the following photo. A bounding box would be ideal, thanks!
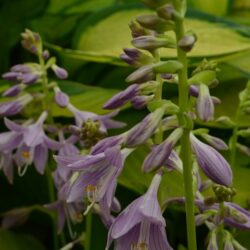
[19,73,39,85]
[164,150,183,172]
[190,134,232,187]
[161,115,179,131]
[0,94,33,117]
[54,87,69,108]
[52,65,68,79]
[124,107,165,147]
[157,4,176,20]
[136,14,175,33]
[189,85,199,97]
[126,65,155,84]
[131,95,154,109]
[178,34,197,52]
[143,128,183,172]
[197,83,214,121]
[2,72,20,81]
[200,133,228,150]
[129,21,147,38]
[132,35,168,51]
[42,50,50,60]
[120,53,134,65]
[2,85,24,97]
[21,29,42,55]
[103,84,140,109]
[11,64,32,73]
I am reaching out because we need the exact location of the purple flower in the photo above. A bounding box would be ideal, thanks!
[55,147,133,224]
[126,65,155,84]
[131,95,154,109]
[0,94,33,117]
[67,103,126,133]
[190,134,232,187]
[2,84,25,97]
[21,29,42,54]
[106,173,173,250]
[4,111,60,174]
[103,84,140,109]
[200,133,228,151]
[124,107,165,147]
[143,128,183,172]
[3,63,41,85]
[54,87,69,108]
[197,84,214,121]
[164,150,183,172]
[52,65,68,79]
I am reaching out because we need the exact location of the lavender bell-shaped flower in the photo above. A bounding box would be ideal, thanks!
[190,133,232,187]
[106,173,173,250]
[196,83,214,121]
[143,128,183,172]
[4,111,60,175]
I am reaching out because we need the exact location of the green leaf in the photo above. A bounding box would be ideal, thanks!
[189,0,229,16]
[71,5,250,64]
[119,146,184,205]
[46,0,115,14]
[0,229,45,250]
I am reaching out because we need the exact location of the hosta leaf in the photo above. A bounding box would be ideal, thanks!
[71,5,250,64]
[0,229,45,250]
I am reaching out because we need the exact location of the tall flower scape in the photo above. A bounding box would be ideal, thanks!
[0,0,250,249]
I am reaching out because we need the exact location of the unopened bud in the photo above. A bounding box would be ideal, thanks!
[188,70,217,86]
[178,34,197,52]
[136,14,175,32]
[54,87,69,108]
[153,60,183,74]
[129,21,147,38]
[51,65,68,79]
[126,65,155,83]
[216,116,235,128]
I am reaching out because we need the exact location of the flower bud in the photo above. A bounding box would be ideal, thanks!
[216,116,235,128]
[139,81,159,95]
[232,240,248,250]
[153,60,183,74]
[157,4,182,20]
[129,21,147,38]
[52,65,68,79]
[164,150,182,172]
[42,50,50,60]
[2,84,25,97]
[178,34,197,52]
[124,107,165,147]
[136,14,175,32]
[132,35,168,51]
[197,83,214,121]
[237,128,250,137]
[54,87,69,108]
[126,65,155,84]
[236,143,250,157]
[143,128,183,172]
[103,84,139,109]
[200,133,228,150]
[131,95,154,109]
[21,29,42,55]
[207,230,218,250]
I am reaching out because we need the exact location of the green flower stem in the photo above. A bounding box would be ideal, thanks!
[218,202,225,250]
[38,52,58,250]
[85,212,92,250]
[230,107,240,168]
[175,14,197,250]
[153,50,164,144]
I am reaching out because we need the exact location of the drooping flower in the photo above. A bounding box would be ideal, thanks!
[0,94,33,117]
[196,83,214,121]
[143,128,183,172]
[190,133,232,187]
[3,111,60,175]
[106,173,173,250]
[53,86,70,108]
